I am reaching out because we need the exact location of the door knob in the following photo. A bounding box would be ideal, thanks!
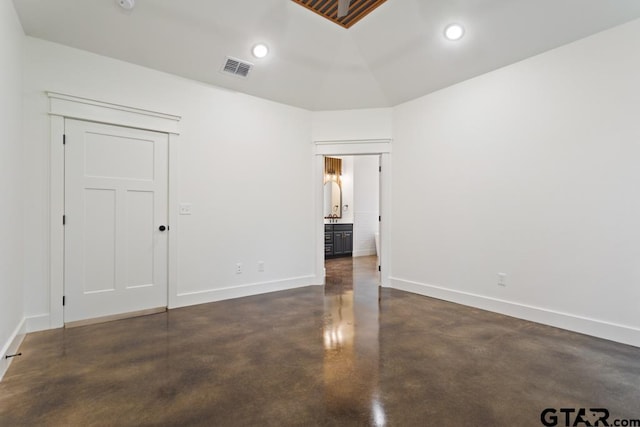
[159,225,167,231]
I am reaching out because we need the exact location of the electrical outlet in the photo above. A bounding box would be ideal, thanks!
[258,261,265,272]
[497,273,507,287]
[236,263,242,274]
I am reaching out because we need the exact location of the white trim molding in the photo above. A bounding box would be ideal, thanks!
[48,92,181,329]
[0,318,26,381]
[390,277,640,348]
[47,92,181,134]
[26,314,51,333]
[353,249,377,257]
[314,139,392,156]
[174,275,318,308]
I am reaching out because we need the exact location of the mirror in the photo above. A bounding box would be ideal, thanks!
[324,181,341,218]
[324,157,343,219]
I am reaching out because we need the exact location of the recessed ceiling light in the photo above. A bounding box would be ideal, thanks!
[116,0,135,10]
[252,44,269,59]
[444,24,465,41]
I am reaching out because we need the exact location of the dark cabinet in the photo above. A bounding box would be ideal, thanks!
[324,223,353,258]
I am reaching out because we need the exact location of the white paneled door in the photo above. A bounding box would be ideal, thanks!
[64,119,168,323]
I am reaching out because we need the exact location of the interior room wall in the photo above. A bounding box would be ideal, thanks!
[22,37,315,328]
[353,156,379,257]
[0,0,25,377]
[15,13,640,350]
[312,108,392,142]
[391,18,640,346]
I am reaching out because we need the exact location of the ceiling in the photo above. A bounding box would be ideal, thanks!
[12,0,640,111]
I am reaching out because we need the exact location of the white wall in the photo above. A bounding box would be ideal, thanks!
[312,108,392,142]
[22,37,315,327]
[391,19,640,346]
[353,155,379,257]
[0,0,25,377]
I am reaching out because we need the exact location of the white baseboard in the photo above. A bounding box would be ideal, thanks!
[389,277,640,348]
[353,249,376,257]
[14,278,323,336]
[26,314,51,333]
[1,318,27,381]
[171,275,319,309]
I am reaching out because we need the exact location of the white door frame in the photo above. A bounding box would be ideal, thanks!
[48,92,181,329]
[314,139,392,286]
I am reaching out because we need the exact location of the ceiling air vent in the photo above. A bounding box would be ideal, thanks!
[222,56,253,78]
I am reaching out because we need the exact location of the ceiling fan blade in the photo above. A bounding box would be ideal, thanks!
[337,0,350,18]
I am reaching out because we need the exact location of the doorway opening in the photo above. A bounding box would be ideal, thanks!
[313,139,391,300]
[323,154,380,286]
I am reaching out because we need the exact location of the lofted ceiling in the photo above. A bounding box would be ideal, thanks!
[12,0,640,111]
[291,0,388,29]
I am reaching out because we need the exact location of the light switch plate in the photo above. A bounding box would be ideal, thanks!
[179,203,192,215]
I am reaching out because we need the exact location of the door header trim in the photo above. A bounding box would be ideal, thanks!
[47,92,181,135]
[314,139,391,155]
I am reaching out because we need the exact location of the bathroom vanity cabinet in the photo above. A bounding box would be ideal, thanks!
[324,223,353,258]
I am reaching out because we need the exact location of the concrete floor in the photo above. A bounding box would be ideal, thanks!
[1,255,639,426]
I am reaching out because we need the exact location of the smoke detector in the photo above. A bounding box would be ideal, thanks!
[116,0,135,10]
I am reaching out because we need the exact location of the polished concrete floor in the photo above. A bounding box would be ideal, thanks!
[2,256,640,426]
